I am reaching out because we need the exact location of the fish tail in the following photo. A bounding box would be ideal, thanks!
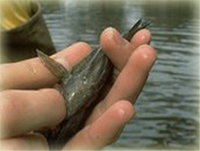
[123,19,153,41]
[36,49,69,80]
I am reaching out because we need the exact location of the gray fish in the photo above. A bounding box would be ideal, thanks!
[37,19,152,149]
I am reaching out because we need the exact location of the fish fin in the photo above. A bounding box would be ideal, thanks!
[123,19,153,41]
[141,19,153,28]
[36,49,69,80]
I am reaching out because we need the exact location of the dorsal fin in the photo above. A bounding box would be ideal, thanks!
[36,49,69,81]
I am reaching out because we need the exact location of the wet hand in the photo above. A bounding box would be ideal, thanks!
[0,28,156,150]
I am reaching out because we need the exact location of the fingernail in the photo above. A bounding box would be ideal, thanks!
[108,27,127,46]
[55,57,72,72]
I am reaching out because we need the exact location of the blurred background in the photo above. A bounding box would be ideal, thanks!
[41,0,199,150]
[1,0,199,150]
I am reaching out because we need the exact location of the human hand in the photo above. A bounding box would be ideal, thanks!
[0,28,156,150]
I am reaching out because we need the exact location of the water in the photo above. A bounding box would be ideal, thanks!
[41,0,199,150]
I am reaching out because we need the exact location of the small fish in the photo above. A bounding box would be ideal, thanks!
[37,19,152,149]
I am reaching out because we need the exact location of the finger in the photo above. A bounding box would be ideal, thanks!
[104,44,156,107]
[63,101,134,150]
[130,29,151,50]
[0,133,48,150]
[0,42,92,90]
[100,28,151,71]
[88,44,156,122]
[104,45,156,107]
[100,27,132,71]
[0,89,66,139]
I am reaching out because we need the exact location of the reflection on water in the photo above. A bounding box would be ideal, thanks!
[42,0,199,149]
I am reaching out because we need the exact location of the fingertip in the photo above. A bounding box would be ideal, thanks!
[100,27,128,49]
[141,44,156,62]
[100,27,133,71]
[54,42,92,58]
[100,27,116,50]
[75,42,93,54]
[139,44,156,60]
[52,42,92,69]
[113,100,134,123]
[70,42,93,58]
[131,29,151,49]
[129,44,156,71]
